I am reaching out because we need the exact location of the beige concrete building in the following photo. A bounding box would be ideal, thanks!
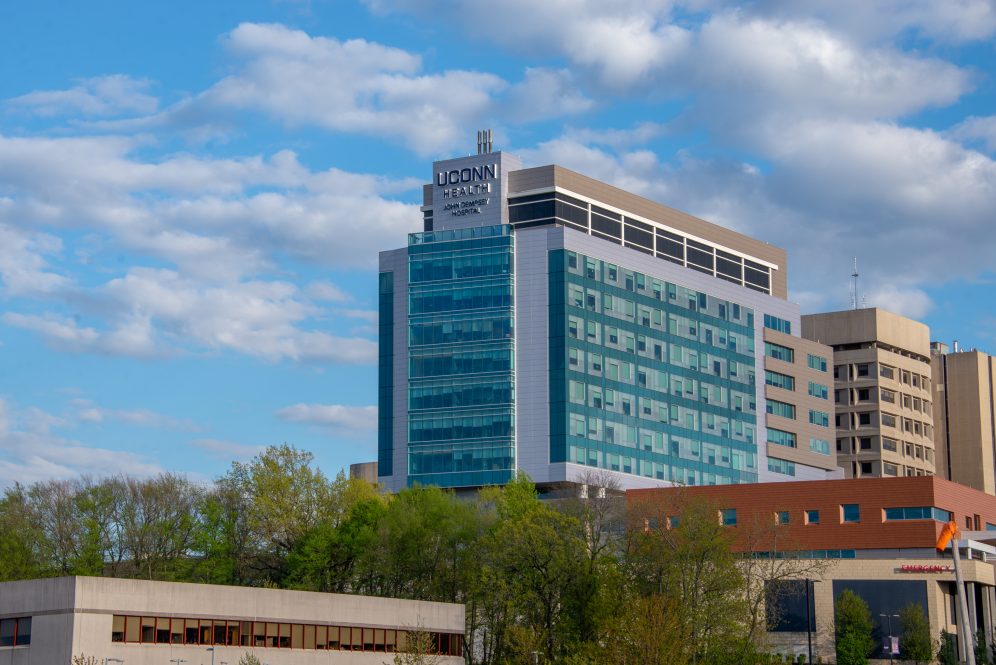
[0,576,464,665]
[931,343,996,494]
[802,308,935,478]
[762,327,840,477]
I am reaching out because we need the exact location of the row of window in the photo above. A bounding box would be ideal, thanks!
[765,400,830,427]
[835,362,930,392]
[835,410,932,439]
[513,195,775,294]
[0,617,31,647]
[835,386,932,414]
[110,616,462,655]
[722,504,953,527]
[766,429,832,456]
[563,251,755,328]
[763,343,828,374]
[568,444,755,485]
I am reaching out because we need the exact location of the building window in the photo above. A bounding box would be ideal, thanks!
[667,515,680,529]
[765,370,796,391]
[109,616,462,655]
[764,314,792,334]
[881,413,896,428]
[857,364,870,377]
[882,437,898,452]
[764,342,795,363]
[808,410,830,427]
[809,438,831,455]
[884,507,953,522]
[807,354,828,372]
[0,617,30,647]
[858,412,872,426]
[841,504,860,523]
[768,457,796,476]
[805,510,820,525]
[808,382,829,399]
[857,388,870,401]
[860,437,872,450]
[775,510,790,525]
[880,364,895,380]
[766,400,796,420]
[768,428,798,448]
[720,508,737,526]
[860,462,873,475]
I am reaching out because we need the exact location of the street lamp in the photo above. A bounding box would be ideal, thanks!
[206,646,216,665]
[879,613,900,663]
[169,660,187,665]
[104,659,124,665]
[804,579,819,664]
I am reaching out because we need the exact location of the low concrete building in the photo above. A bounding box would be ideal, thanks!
[0,576,465,665]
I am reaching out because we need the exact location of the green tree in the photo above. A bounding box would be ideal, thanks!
[285,497,386,593]
[0,485,46,581]
[898,603,934,664]
[938,630,958,665]
[834,590,874,665]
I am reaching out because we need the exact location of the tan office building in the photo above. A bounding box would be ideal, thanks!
[802,308,935,478]
[931,343,996,494]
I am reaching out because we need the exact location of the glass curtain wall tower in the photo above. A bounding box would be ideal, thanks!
[379,144,840,491]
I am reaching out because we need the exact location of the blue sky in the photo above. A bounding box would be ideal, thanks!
[1,0,994,486]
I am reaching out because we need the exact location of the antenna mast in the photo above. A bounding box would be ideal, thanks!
[850,257,859,310]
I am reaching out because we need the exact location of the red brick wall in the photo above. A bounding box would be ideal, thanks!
[627,477,996,551]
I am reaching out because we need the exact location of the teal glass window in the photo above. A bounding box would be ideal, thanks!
[378,271,395,477]
[720,508,737,526]
[767,400,796,420]
[550,249,758,486]
[763,314,792,334]
[807,381,828,399]
[765,370,795,391]
[884,507,953,522]
[765,342,795,363]
[775,510,790,525]
[768,428,797,448]
[808,409,830,427]
[809,438,831,455]
[807,353,828,372]
[806,510,820,525]
[406,225,515,487]
[841,504,860,523]
[768,457,795,476]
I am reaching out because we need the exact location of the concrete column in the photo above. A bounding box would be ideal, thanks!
[982,586,996,660]
[969,582,980,640]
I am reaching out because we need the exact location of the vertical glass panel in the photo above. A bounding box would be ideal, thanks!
[14,617,30,647]
[0,619,13,647]
[185,618,199,644]
[214,621,226,646]
[156,617,171,644]
[304,624,316,650]
[266,622,278,648]
[328,626,340,649]
[199,619,212,645]
[363,627,375,651]
[292,623,304,649]
[112,615,125,643]
[126,616,141,643]
[316,625,327,650]
[351,627,363,650]
[253,621,265,647]
[278,623,291,648]
[171,618,183,644]
[142,617,156,644]
[375,628,386,652]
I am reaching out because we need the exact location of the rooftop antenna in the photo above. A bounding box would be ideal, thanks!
[850,257,860,310]
[476,129,493,155]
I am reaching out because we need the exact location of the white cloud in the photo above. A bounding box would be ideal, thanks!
[0,223,71,297]
[71,399,200,432]
[200,22,507,156]
[0,398,163,487]
[864,284,934,319]
[504,68,593,123]
[276,403,377,431]
[950,115,996,153]
[7,75,159,117]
